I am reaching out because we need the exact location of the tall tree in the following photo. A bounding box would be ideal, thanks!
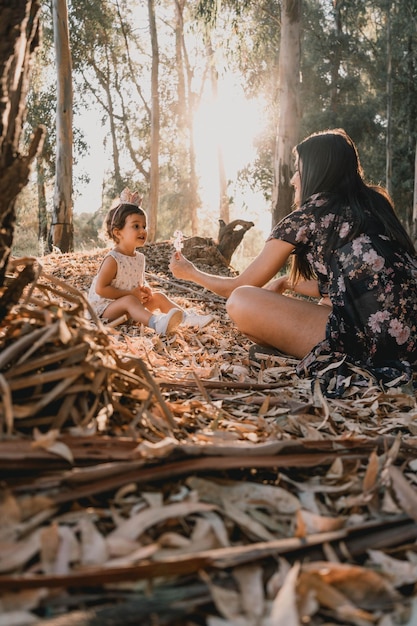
[0,0,44,295]
[174,0,200,235]
[50,0,74,252]
[206,35,230,223]
[271,0,301,225]
[385,0,393,197]
[413,142,417,238]
[147,0,160,242]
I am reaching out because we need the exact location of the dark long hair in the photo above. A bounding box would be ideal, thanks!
[290,128,415,283]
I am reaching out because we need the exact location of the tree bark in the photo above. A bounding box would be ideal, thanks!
[217,219,254,264]
[413,141,417,240]
[385,1,393,197]
[271,0,301,226]
[206,37,229,223]
[37,155,48,255]
[179,219,254,268]
[147,0,160,242]
[175,0,200,235]
[50,0,74,253]
[0,0,44,288]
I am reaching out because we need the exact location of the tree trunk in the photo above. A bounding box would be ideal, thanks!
[37,155,48,255]
[147,0,160,242]
[0,0,44,289]
[413,141,417,240]
[175,0,200,235]
[330,0,342,114]
[271,0,301,226]
[50,0,74,253]
[103,56,124,194]
[217,219,254,264]
[178,219,254,269]
[385,1,393,197]
[206,37,229,223]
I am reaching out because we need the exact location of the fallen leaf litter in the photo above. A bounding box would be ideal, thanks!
[0,244,416,625]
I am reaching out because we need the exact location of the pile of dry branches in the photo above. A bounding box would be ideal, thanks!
[0,247,417,626]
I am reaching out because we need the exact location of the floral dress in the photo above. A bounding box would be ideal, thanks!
[88,250,145,318]
[269,193,417,396]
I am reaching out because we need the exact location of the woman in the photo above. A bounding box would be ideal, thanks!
[170,129,417,396]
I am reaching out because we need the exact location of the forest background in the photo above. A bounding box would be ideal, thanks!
[13,0,417,272]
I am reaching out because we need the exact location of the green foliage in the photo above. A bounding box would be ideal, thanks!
[25,0,417,250]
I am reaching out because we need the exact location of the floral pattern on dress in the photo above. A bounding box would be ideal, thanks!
[269,193,417,397]
[88,250,146,318]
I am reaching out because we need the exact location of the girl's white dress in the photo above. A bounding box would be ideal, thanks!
[88,249,145,318]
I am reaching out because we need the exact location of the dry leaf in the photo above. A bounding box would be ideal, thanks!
[108,501,217,541]
[268,562,301,625]
[294,509,345,537]
[0,529,41,574]
[233,564,265,620]
[79,517,109,566]
[389,465,417,523]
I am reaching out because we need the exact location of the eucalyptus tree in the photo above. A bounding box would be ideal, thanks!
[299,0,417,232]
[67,0,199,240]
[195,0,301,227]
[271,0,301,224]
[380,1,417,230]
[299,1,386,173]
[173,0,200,235]
[147,0,160,241]
[68,0,139,198]
[0,0,44,298]
[50,0,74,252]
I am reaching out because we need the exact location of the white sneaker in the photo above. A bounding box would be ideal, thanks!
[182,311,214,329]
[153,308,183,336]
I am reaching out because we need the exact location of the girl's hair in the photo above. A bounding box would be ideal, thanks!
[290,128,415,283]
[105,203,147,241]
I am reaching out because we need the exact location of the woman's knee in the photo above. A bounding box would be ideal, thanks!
[226,286,254,321]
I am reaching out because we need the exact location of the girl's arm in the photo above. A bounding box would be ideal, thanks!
[169,239,295,298]
[94,256,135,299]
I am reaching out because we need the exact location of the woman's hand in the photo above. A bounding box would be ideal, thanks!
[169,252,196,280]
[265,274,290,294]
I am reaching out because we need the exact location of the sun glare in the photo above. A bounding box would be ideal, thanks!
[193,76,270,238]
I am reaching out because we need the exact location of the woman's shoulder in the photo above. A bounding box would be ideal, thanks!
[278,193,330,224]
[302,192,334,210]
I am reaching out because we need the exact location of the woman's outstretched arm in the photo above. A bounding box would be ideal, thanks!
[169,239,295,298]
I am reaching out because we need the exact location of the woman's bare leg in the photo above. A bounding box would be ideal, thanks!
[226,285,331,359]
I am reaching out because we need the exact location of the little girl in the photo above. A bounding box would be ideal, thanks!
[88,192,213,336]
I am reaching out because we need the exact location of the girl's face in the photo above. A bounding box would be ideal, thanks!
[290,157,302,208]
[115,213,148,251]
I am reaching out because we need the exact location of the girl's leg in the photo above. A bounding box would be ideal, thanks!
[146,291,183,314]
[103,295,152,325]
[103,295,183,336]
[226,286,331,359]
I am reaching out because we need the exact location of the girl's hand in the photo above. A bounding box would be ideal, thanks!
[131,285,147,303]
[139,285,152,303]
[169,252,196,280]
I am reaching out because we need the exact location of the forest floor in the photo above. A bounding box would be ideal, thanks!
[1,244,417,626]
